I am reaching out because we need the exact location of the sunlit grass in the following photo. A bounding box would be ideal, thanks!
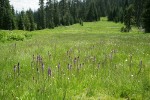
[0,18,150,99]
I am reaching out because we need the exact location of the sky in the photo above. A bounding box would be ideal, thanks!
[9,0,40,11]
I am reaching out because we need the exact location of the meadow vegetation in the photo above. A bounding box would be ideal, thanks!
[0,18,150,100]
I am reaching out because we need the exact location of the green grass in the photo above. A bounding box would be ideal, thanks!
[0,18,150,100]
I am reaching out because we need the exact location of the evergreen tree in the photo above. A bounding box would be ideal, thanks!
[46,0,54,29]
[59,0,71,25]
[24,13,31,31]
[11,6,17,29]
[134,0,144,27]
[86,0,98,22]
[18,11,25,30]
[26,9,36,31]
[38,0,46,29]
[142,0,150,33]
[0,0,14,30]
[124,4,134,32]
[53,0,60,26]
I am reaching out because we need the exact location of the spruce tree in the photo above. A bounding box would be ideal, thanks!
[11,6,17,29]
[124,0,134,32]
[142,0,150,33]
[0,0,14,30]
[46,0,54,29]
[86,0,98,22]
[18,11,25,30]
[24,13,31,31]
[134,0,144,27]
[59,0,71,25]
[0,0,4,29]
[26,9,35,31]
[53,0,60,26]
[38,0,46,29]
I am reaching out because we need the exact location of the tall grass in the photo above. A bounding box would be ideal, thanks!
[0,18,150,99]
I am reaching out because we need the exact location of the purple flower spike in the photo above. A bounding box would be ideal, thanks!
[42,63,44,73]
[58,63,60,71]
[14,65,16,73]
[48,67,51,77]
[17,62,20,74]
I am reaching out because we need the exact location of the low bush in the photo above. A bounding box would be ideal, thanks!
[7,33,25,41]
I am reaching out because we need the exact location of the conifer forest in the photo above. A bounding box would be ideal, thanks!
[0,0,150,100]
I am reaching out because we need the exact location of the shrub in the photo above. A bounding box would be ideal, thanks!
[7,33,25,41]
[0,31,8,42]
[121,26,130,32]
[24,33,32,39]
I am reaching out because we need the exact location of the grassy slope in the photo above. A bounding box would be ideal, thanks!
[0,18,150,100]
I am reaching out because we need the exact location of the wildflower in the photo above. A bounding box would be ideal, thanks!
[33,76,34,81]
[93,56,96,62]
[58,63,60,70]
[67,51,69,56]
[139,60,142,67]
[80,63,82,68]
[109,53,112,60]
[14,65,16,73]
[48,67,51,77]
[41,63,44,73]
[14,65,16,78]
[68,64,72,70]
[17,62,20,75]
[37,68,39,73]
[32,54,35,61]
[74,57,77,65]
[98,63,100,69]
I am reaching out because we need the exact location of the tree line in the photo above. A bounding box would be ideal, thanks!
[107,0,150,33]
[0,0,150,33]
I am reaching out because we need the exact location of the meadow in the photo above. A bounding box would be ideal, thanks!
[0,18,150,100]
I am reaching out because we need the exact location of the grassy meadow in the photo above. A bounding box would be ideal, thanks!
[0,18,150,100]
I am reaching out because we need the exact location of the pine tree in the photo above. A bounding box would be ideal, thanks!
[0,0,14,30]
[11,6,17,29]
[38,0,46,29]
[123,0,134,32]
[24,13,31,31]
[134,0,144,27]
[0,0,4,29]
[59,0,71,25]
[86,0,98,22]
[46,0,54,29]
[26,9,36,31]
[53,0,60,26]
[18,11,25,30]
[142,0,150,33]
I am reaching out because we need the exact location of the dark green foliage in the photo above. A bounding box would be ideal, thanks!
[120,91,129,99]
[45,0,55,29]
[79,18,83,26]
[59,0,71,26]
[108,7,121,23]
[26,9,36,31]
[53,0,60,27]
[124,4,134,32]
[134,0,144,27]
[38,0,46,29]
[0,0,15,30]
[0,0,149,33]
[86,1,98,22]
[18,11,25,30]
[24,14,31,31]
[11,6,17,29]
[7,34,24,41]
[142,0,150,33]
